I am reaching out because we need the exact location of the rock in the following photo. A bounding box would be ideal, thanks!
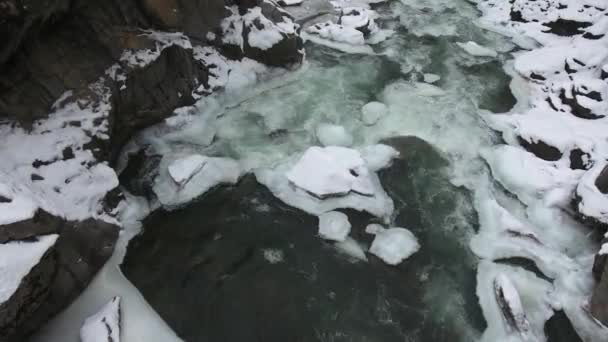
[338,7,377,37]
[118,148,162,199]
[318,211,351,241]
[80,297,121,342]
[569,148,592,170]
[573,162,608,231]
[543,19,592,37]
[0,211,119,341]
[493,274,532,336]
[517,136,562,162]
[591,260,608,326]
[315,123,353,147]
[544,310,583,342]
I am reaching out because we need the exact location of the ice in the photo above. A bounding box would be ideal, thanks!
[154,155,242,208]
[0,179,38,225]
[280,0,304,6]
[361,101,388,126]
[334,237,368,261]
[0,234,58,304]
[318,211,351,241]
[359,144,398,172]
[286,146,375,198]
[306,22,365,45]
[167,154,207,186]
[262,248,285,264]
[476,261,553,342]
[80,297,121,342]
[369,227,420,265]
[456,41,497,58]
[365,223,385,235]
[316,123,354,147]
[423,73,441,83]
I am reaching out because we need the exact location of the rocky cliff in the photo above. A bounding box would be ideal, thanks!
[0,0,303,340]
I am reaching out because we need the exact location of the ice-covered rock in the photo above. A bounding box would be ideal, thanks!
[338,7,378,36]
[80,297,121,342]
[286,146,375,198]
[318,211,351,241]
[456,41,497,58]
[316,124,354,147]
[575,161,608,228]
[154,156,242,208]
[369,227,420,265]
[167,154,207,186]
[493,274,532,336]
[365,223,385,235]
[361,101,388,126]
[306,22,365,45]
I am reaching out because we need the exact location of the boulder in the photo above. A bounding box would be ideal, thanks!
[591,259,608,326]
[0,213,119,341]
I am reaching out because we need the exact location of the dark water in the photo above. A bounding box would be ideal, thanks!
[122,137,486,342]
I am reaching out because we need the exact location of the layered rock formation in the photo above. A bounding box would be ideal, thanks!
[0,0,303,340]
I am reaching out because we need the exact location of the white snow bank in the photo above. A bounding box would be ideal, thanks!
[318,211,351,241]
[0,234,58,303]
[316,123,354,147]
[0,179,39,225]
[80,297,121,342]
[369,227,420,265]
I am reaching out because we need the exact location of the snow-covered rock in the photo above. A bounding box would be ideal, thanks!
[0,234,58,304]
[369,227,420,265]
[318,211,351,241]
[316,124,354,147]
[80,297,121,342]
[167,154,207,186]
[361,101,388,126]
[423,73,441,84]
[365,223,385,235]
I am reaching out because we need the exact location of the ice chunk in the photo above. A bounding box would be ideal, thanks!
[316,123,354,147]
[262,249,285,264]
[0,234,58,304]
[423,73,441,83]
[306,22,365,45]
[456,41,497,58]
[80,297,121,342]
[154,156,242,208]
[167,154,206,186]
[318,211,351,241]
[359,144,398,172]
[279,0,303,5]
[369,227,420,265]
[286,146,375,198]
[335,237,368,261]
[361,101,388,125]
[365,223,385,235]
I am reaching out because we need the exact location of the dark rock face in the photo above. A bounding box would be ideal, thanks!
[591,259,608,327]
[517,136,562,162]
[122,136,485,341]
[544,310,583,342]
[542,19,592,36]
[118,148,162,199]
[0,212,119,341]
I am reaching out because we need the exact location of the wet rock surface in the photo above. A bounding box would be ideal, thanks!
[122,136,485,341]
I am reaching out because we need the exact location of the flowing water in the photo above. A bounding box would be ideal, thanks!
[31,0,601,341]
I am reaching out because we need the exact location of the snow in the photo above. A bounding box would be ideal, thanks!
[0,234,58,304]
[80,297,121,342]
[316,123,354,147]
[221,5,299,51]
[359,144,398,172]
[318,211,351,241]
[369,227,420,265]
[280,0,304,6]
[361,101,388,126]
[286,146,375,198]
[256,148,394,219]
[167,154,207,186]
[456,41,498,58]
[600,243,608,256]
[306,22,365,45]
[0,179,39,225]
[575,161,608,225]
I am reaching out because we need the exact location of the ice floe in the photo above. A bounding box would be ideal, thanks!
[316,123,354,147]
[318,211,351,241]
[369,227,420,265]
